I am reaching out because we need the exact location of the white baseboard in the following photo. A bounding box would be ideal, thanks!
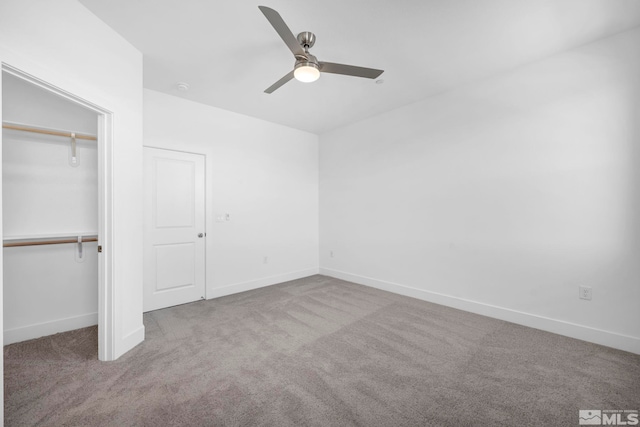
[3,312,98,345]
[207,267,320,299]
[320,267,640,355]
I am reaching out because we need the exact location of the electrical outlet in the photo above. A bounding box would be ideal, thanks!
[579,286,592,301]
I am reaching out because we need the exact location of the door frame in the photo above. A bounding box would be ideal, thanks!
[142,145,207,310]
[1,63,115,361]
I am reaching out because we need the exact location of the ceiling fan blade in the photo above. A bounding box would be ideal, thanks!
[264,70,295,94]
[319,62,384,79]
[258,6,306,58]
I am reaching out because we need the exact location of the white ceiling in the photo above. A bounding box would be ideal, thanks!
[79,0,640,134]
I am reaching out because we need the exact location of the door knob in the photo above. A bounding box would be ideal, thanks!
[198,233,204,238]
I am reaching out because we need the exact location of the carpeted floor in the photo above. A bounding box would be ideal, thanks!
[4,275,640,426]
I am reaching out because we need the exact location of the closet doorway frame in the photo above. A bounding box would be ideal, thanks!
[1,63,115,361]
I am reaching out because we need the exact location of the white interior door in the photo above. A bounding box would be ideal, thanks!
[143,147,206,312]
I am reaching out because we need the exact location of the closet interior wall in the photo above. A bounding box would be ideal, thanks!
[2,72,99,344]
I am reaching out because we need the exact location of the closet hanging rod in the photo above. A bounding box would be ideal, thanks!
[3,236,98,248]
[2,121,97,141]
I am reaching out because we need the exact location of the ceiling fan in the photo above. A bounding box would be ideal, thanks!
[258,6,384,94]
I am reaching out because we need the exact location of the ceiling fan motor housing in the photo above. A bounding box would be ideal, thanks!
[295,61,319,71]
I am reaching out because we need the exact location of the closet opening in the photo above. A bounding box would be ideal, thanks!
[1,65,114,361]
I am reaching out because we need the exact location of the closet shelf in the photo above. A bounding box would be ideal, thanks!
[3,232,98,248]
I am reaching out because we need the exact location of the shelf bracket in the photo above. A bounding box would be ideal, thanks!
[77,235,83,260]
[70,132,78,166]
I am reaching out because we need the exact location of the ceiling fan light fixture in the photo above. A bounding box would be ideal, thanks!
[294,62,320,83]
[259,6,383,93]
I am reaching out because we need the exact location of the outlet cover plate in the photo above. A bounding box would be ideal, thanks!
[579,286,592,300]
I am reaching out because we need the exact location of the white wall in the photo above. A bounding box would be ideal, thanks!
[0,0,144,359]
[0,55,4,425]
[144,89,319,298]
[2,72,98,134]
[320,28,640,354]
[3,72,99,344]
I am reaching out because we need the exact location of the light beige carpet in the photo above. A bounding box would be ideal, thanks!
[4,275,639,426]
